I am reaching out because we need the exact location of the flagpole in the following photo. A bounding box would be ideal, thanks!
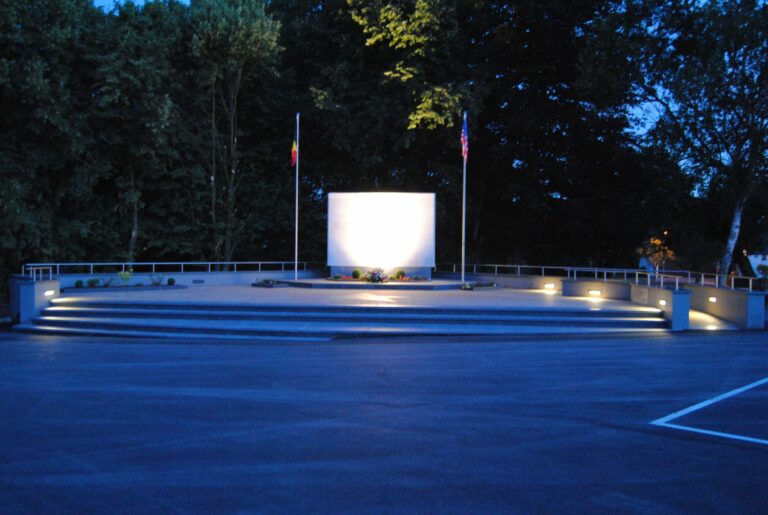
[294,112,300,281]
[461,111,467,284]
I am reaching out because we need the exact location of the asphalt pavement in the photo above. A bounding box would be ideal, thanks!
[1,331,766,513]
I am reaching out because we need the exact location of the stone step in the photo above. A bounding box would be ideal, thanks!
[48,298,662,319]
[40,306,666,327]
[13,323,333,342]
[31,314,667,336]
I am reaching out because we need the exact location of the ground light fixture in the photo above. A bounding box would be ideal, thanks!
[587,289,602,296]
[544,283,555,290]
[659,299,667,306]
[709,296,717,303]
[44,290,55,297]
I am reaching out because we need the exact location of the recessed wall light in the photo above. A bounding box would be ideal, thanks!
[588,290,602,296]
[658,299,667,306]
[44,290,55,297]
[544,283,555,290]
[708,296,717,303]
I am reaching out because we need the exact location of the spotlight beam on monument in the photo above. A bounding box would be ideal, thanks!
[327,193,435,276]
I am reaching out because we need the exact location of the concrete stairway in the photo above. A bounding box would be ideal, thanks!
[14,297,669,341]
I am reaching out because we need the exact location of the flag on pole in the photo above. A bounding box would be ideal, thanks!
[460,111,469,160]
[291,140,298,167]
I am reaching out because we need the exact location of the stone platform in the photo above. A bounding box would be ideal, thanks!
[272,278,473,290]
[12,285,737,341]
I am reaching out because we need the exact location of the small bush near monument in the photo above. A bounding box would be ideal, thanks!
[86,278,100,288]
[148,275,165,287]
[74,280,84,288]
[364,268,387,283]
[352,269,362,279]
[167,278,176,286]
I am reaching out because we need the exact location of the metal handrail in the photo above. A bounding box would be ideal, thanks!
[23,261,326,277]
[435,263,759,292]
[25,266,53,282]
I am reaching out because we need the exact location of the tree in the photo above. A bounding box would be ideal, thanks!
[93,0,186,262]
[621,0,768,274]
[0,0,104,291]
[191,0,281,262]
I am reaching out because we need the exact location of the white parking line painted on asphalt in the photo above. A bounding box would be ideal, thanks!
[651,376,768,446]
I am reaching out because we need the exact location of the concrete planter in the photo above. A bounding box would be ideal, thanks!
[685,284,765,329]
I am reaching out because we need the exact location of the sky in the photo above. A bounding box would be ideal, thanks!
[93,0,138,8]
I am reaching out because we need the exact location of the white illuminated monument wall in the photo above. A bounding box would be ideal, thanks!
[327,192,435,275]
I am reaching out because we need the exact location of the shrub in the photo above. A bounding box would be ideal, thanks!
[395,270,406,279]
[332,274,342,280]
[167,278,176,286]
[364,268,387,283]
[102,278,114,288]
[149,274,165,287]
[74,280,84,288]
[86,278,100,288]
[352,269,362,279]
[117,270,133,284]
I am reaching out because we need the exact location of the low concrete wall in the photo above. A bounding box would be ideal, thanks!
[561,280,630,300]
[54,270,325,289]
[433,272,565,291]
[632,284,691,331]
[13,279,60,323]
[331,266,432,279]
[685,284,765,329]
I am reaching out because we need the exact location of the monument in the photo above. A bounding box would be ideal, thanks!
[327,192,435,279]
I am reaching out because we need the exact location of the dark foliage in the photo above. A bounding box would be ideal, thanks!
[1,0,765,300]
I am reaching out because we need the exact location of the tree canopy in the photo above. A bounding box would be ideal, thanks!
[1,0,766,299]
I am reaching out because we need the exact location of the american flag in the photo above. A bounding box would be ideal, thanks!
[460,111,469,160]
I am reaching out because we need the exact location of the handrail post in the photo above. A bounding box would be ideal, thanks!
[675,277,679,291]
[749,278,753,292]
[715,275,719,288]
[181,263,184,273]
[90,264,93,275]
[494,265,498,275]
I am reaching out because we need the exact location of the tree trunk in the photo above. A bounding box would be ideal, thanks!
[127,170,138,264]
[719,191,750,275]
[210,87,221,262]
